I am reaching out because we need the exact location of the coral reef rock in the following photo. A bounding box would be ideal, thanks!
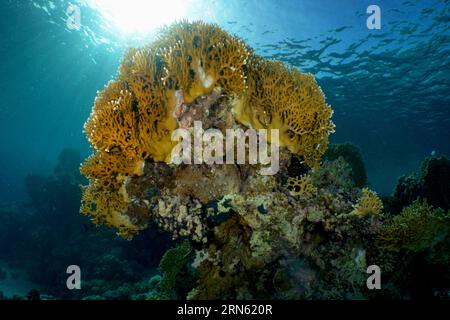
[80,21,335,239]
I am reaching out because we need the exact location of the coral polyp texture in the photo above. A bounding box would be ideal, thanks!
[80,21,335,239]
[234,57,335,168]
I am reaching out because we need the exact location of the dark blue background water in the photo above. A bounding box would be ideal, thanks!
[1,0,449,201]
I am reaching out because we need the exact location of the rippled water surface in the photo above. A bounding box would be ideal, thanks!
[0,0,449,198]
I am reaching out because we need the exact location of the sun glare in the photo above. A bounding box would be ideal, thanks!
[88,0,189,35]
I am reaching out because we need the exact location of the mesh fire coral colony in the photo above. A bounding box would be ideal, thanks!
[80,21,340,238]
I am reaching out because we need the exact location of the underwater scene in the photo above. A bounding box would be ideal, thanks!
[0,0,449,302]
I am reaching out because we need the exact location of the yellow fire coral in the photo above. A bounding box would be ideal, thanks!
[233,56,335,168]
[80,151,146,239]
[155,21,250,102]
[352,188,383,217]
[80,21,334,238]
[286,175,317,197]
[378,200,450,252]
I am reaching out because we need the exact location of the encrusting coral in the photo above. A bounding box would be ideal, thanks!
[183,159,384,299]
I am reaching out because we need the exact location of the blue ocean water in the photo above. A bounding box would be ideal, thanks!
[0,0,449,302]
[0,0,449,199]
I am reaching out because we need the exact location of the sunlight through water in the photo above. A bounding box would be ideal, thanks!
[87,0,190,35]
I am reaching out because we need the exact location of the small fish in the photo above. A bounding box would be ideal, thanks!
[431,150,436,156]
